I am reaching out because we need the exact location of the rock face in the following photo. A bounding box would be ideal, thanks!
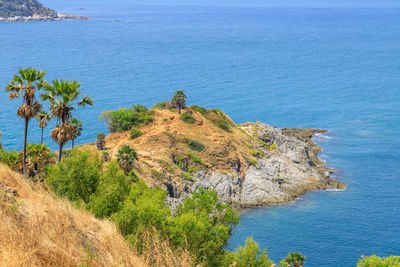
[188,122,345,208]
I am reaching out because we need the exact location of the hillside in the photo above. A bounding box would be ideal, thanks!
[83,106,345,208]
[0,163,144,266]
[0,0,88,21]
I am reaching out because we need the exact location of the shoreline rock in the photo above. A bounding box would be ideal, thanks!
[0,13,89,22]
[168,122,345,210]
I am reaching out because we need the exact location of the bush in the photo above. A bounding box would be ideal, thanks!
[357,255,400,267]
[186,139,205,152]
[223,237,274,267]
[100,105,154,133]
[173,189,240,265]
[191,105,209,116]
[46,150,102,204]
[181,112,196,124]
[88,161,130,218]
[130,128,143,139]
[217,119,230,132]
[187,153,205,165]
[153,101,170,110]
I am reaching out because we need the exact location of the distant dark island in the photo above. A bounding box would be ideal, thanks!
[0,0,89,22]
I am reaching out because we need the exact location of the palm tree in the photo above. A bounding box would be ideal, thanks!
[41,79,93,162]
[36,110,50,145]
[69,118,82,149]
[281,252,306,267]
[171,90,187,114]
[116,145,138,175]
[5,68,46,177]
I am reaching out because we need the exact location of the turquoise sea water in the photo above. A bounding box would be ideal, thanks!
[0,1,399,266]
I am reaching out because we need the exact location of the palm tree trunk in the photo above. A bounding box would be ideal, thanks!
[72,139,74,149]
[23,118,28,178]
[40,128,44,145]
[178,105,181,114]
[58,143,64,162]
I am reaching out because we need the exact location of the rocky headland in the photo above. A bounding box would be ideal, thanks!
[83,107,345,210]
[0,0,89,22]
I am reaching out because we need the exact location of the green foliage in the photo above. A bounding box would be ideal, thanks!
[270,144,277,150]
[250,149,265,158]
[173,189,240,265]
[0,149,19,169]
[100,105,153,133]
[97,133,105,140]
[186,138,205,152]
[280,252,306,267]
[223,237,274,267]
[357,255,400,267]
[129,128,143,139]
[248,159,259,168]
[0,0,58,18]
[88,161,130,218]
[46,150,102,203]
[183,173,194,181]
[117,145,138,175]
[187,153,205,165]
[217,119,231,132]
[171,90,187,113]
[181,112,196,124]
[153,101,170,110]
[112,181,170,252]
[191,105,209,116]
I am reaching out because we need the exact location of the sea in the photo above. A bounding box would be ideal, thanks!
[0,0,399,266]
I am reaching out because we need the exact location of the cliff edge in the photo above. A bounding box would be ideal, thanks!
[84,106,345,209]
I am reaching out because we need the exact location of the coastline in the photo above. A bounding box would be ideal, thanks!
[0,13,90,22]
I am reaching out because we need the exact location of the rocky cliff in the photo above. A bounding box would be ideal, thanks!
[84,107,345,209]
[193,122,344,208]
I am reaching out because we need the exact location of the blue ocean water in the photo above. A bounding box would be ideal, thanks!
[0,1,399,266]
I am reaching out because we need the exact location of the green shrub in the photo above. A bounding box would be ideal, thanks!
[186,139,205,152]
[153,101,170,110]
[223,237,274,267]
[88,161,130,218]
[270,144,277,150]
[217,119,231,131]
[250,149,265,158]
[100,105,154,133]
[357,255,400,267]
[191,105,209,116]
[187,153,205,165]
[245,143,252,149]
[0,150,19,169]
[173,189,240,265]
[46,150,102,204]
[183,173,194,181]
[181,112,196,124]
[130,128,143,139]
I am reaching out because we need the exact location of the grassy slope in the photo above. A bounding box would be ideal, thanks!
[0,163,144,266]
[0,0,57,18]
[82,107,262,189]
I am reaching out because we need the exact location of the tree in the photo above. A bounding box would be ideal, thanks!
[96,133,106,150]
[41,79,93,162]
[0,131,2,150]
[280,252,306,267]
[116,145,138,175]
[36,110,50,145]
[69,118,82,149]
[5,68,46,177]
[171,90,187,114]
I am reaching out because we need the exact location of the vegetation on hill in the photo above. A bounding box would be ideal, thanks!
[1,70,397,266]
[0,0,57,18]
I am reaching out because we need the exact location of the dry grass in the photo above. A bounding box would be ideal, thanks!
[0,164,193,267]
[82,108,256,188]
